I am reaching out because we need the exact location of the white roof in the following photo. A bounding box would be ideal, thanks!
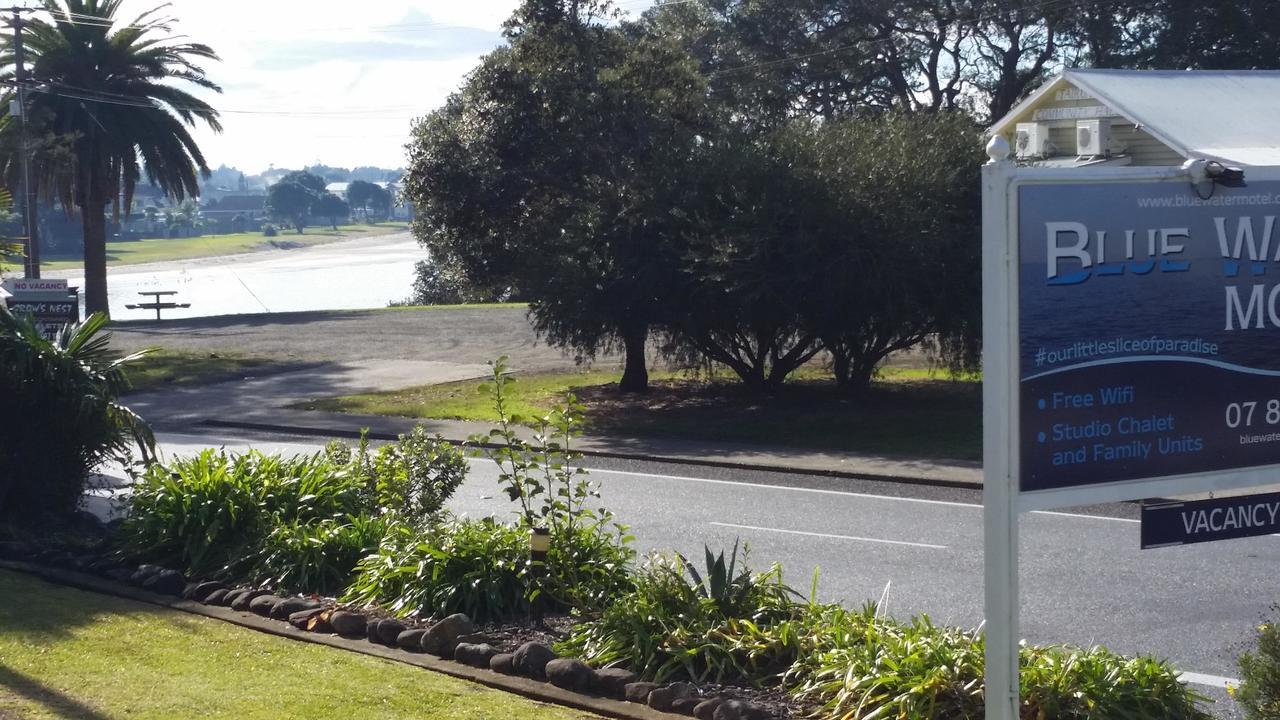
[992,69,1280,167]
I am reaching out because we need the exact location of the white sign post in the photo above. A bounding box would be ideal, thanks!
[982,136,1020,720]
[981,135,1280,719]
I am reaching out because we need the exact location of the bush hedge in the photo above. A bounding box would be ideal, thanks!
[116,358,1211,719]
[0,308,153,528]
[562,552,1209,719]
[1237,614,1280,719]
[123,428,466,591]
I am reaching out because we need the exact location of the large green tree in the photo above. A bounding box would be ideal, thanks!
[312,192,349,230]
[405,0,709,392]
[644,0,1061,124]
[0,0,221,315]
[645,0,1280,126]
[266,170,325,233]
[1065,0,1280,70]
[662,132,825,389]
[787,113,982,391]
[347,179,391,223]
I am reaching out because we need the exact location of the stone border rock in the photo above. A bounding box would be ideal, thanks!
[0,558,768,720]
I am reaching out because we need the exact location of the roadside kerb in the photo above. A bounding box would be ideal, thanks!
[199,416,985,490]
[0,560,683,720]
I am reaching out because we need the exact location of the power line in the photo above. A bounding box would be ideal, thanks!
[21,82,421,118]
[21,1,681,37]
[6,0,1140,124]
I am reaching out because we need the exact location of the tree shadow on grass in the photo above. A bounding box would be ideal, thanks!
[573,376,983,462]
[0,664,112,720]
[0,570,205,642]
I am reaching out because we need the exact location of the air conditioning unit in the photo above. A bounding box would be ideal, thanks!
[1014,122,1053,159]
[1076,119,1112,157]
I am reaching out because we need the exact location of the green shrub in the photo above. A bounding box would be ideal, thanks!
[0,308,153,526]
[785,605,986,718]
[123,427,468,584]
[262,223,278,237]
[123,448,364,577]
[786,605,1208,720]
[343,515,634,622]
[1237,616,1280,719]
[558,552,800,683]
[470,356,607,532]
[564,550,1207,718]
[255,515,388,594]
[337,355,633,620]
[347,426,467,527]
[542,519,635,611]
[1021,644,1207,720]
[344,518,529,621]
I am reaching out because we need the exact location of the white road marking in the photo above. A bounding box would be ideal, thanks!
[1177,670,1239,689]
[587,465,1138,523]
[170,435,1172,525]
[588,466,984,507]
[710,522,947,550]
[161,435,1137,525]
[1031,509,1140,524]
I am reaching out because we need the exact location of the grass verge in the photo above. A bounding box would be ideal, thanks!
[120,349,279,393]
[40,222,411,271]
[0,570,599,720]
[370,302,529,312]
[296,367,981,461]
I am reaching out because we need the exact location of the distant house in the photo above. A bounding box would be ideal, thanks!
[989,69,1280,168]
[326,180,413,221]
[201,194,268,233]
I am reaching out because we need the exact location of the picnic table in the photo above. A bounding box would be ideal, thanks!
[125,290,191,320]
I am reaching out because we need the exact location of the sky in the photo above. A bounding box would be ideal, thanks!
[92,0,657,174]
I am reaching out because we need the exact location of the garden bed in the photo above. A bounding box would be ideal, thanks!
[0,344,1214,720]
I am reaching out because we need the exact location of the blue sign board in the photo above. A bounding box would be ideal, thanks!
[1141,491,1280,548]
[1020,180,1280,491]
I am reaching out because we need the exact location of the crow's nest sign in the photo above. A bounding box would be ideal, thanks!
[981,69,1280,720]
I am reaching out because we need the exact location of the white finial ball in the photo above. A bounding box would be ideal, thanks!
[986,135,1011,164]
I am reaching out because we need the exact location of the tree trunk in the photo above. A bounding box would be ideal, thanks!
[832,346,874,397]
[618,323,649,393]
[82,181,110,317]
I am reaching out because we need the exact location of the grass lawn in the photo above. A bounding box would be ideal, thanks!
[40,222,411,271]
[0,570,600,720]
[297,367,981,461]
[119,349,280,394]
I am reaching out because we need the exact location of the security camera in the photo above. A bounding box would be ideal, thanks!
[1206,161,1247,188]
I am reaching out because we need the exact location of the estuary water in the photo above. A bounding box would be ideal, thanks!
[45,232,425,320]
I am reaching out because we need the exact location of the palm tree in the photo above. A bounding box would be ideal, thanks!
[1,0,221,315]
[0,187,25,271]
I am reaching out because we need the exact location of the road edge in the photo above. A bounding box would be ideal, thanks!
[199,418,985,491]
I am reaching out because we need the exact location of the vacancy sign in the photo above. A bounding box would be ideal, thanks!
[1142,492,1280,548]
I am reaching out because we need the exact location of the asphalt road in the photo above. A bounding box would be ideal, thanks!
[117,429,1268,717]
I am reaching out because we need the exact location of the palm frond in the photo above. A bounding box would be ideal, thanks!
[2,0,222,218]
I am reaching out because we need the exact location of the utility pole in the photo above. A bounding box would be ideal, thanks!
[9,6,39,278]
